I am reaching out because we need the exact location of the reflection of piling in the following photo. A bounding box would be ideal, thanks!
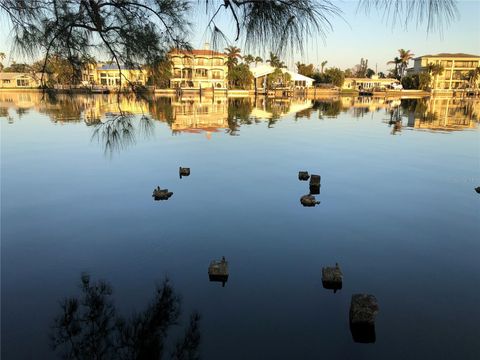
[349,294,379,343]
[310,174,321,186]
[309,184,320,195]
[309,174,321,194]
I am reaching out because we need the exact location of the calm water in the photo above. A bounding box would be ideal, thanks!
[1,93,480,359]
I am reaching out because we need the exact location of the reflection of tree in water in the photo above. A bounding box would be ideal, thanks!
[51,274,200,360]
[0,107,8,118]
[0,106,15,123]
[147,97,175,126]
[294,107,314,120]
[385,106,403,135]
[226,98,255,135]
[400,98,435,121]
[265,100,291,125]
[92,113,154,155]
[463,101,479,121]
[39,93,85,123]
[312,100,342,118]
[352,107,370,118]
[15,107,30,119]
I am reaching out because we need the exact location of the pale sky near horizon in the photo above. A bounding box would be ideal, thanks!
[0,0,479,73]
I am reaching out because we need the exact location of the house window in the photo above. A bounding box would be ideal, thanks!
[195,68,208,78]
[3,79,11,84]
[211,70,222,79]
[16,79,29,87]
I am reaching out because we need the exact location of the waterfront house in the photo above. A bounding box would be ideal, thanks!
[0,72,45,88]
[168,44,229,90]
[249,64,315,91]
[81,63,146,88]
[407,53,480,91]
[342,76,401,91]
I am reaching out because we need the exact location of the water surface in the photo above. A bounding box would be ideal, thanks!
[2,93,480,359]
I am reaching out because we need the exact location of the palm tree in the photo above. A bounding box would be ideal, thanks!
[243,54,254,66]
[254,56,263,66]
[224,46,242,70]
[387,57,402,79]
[295,62,302,73]
[321,60,328,73]
[267,52,282,68]
[397,49,414,78]
[426,63,445,89]
[466,66,480,89]
[0,52,5,72]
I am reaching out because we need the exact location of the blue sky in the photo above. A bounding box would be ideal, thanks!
[1,0,479,72]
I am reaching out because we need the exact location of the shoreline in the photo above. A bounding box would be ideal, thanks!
[0,87,476,99]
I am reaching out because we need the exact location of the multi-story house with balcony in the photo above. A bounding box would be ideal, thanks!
[407,53,480,91]
[169,45,228,89]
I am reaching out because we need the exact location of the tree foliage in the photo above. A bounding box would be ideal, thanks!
[295,62,315,77]
[224,46,242,70]
[401,72,431,90]
[267,68,291,88]
[324,67,345,87]
[50,273,200,360]
[203,0,341,55]
[358,0,459,34]
[147,58,173,88]
[0,52,5,71]
[3,61,31,73]
[266,52,286,69]
[353,58,368,78]
[243,54,254,65]
[2,0,191,84]
[227,63,253,89]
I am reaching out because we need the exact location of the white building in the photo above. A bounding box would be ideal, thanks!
[249,64,314,90]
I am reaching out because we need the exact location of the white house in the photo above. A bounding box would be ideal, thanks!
[0,72,45,88]
[249,65,314,89]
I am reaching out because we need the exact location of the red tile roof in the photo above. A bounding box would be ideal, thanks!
[170,49,226,57]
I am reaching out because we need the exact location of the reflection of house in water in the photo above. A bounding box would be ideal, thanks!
[151,97,315,134]
[405,98,479,131]
[82,96,148,125]
[168,97,229,134]
[341,96,399,113]
[0,92,38,110]
[250,98,313,119]
[0,92,149,125]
